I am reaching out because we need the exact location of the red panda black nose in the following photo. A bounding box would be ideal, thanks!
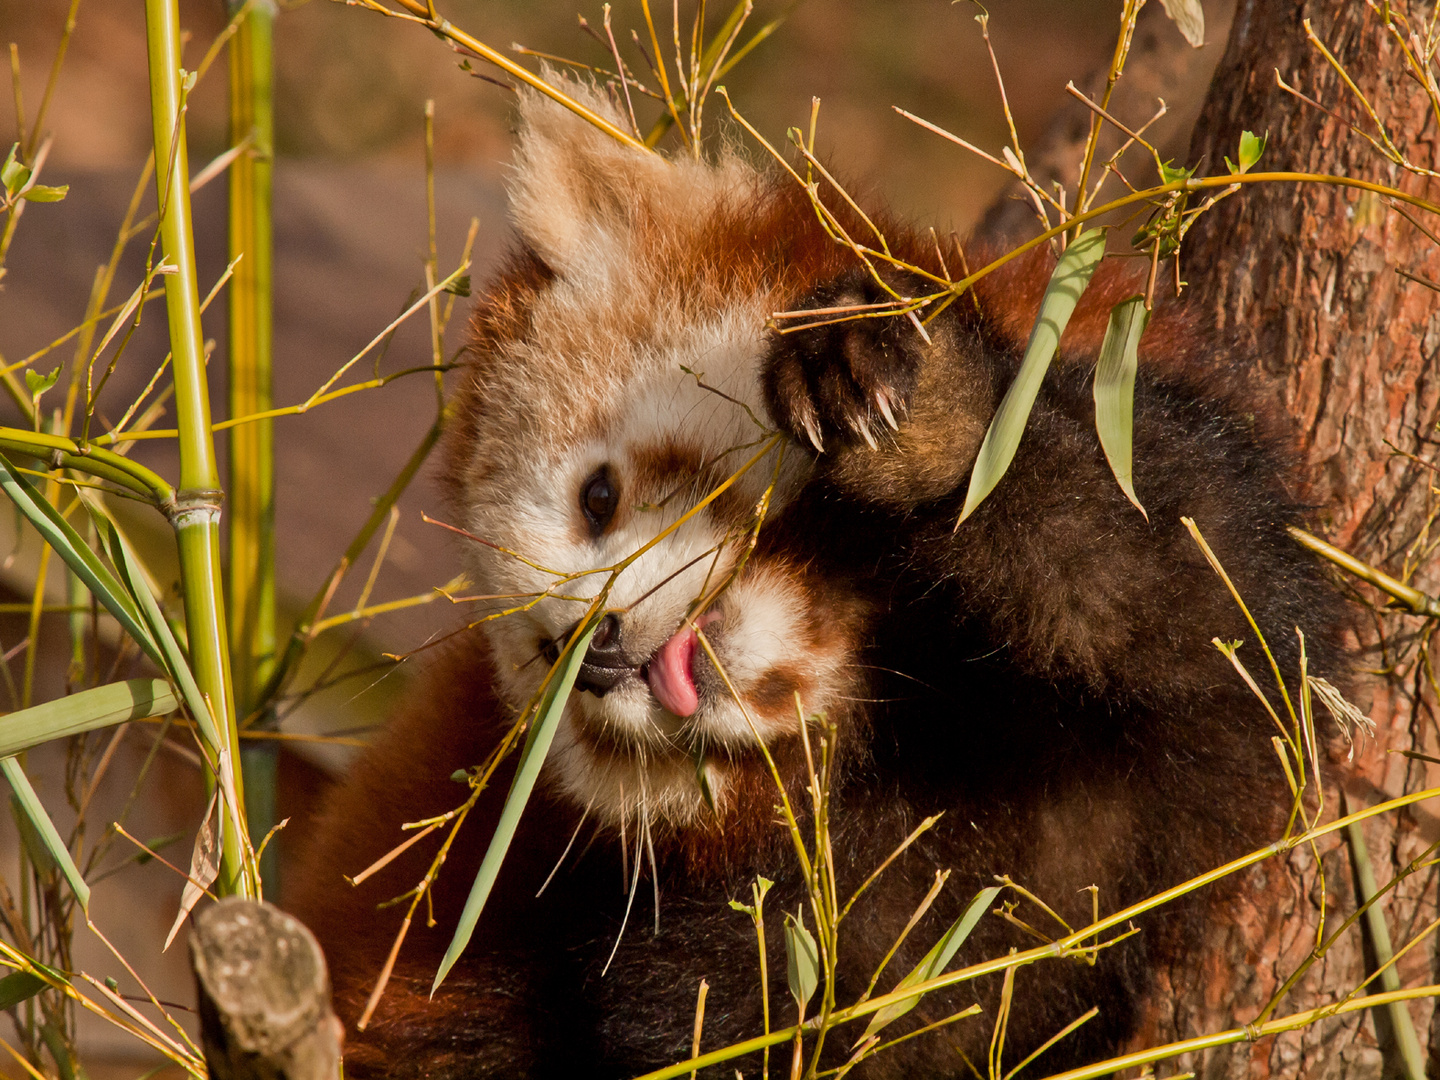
[572,613,635,696]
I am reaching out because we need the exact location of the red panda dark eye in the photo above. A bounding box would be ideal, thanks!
[580,467,619,533]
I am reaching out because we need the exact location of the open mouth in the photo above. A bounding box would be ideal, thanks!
[541,612,719,719]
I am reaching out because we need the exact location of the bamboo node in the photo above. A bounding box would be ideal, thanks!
[169,488,226,529]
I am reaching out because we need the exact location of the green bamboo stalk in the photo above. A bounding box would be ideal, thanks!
[143,0,253,900]
[226,0,279,899]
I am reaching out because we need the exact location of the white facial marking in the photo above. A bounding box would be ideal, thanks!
[458,89,856,829]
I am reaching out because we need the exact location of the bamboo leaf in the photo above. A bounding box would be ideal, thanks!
[19,184,68,203]
[959,228,1107,524]
[1226,129,1269,175]
[0,679,176,758]
[1156,0,1204,46]
[94,513,221,757]
[1238,130,1268,173]
[1343,796,1427,1080]
[1,145,24,193]
[164,791,219,951]
[24,367,60,407]
[862,885,1000,1041]
[431,618,601,993]
[1,758,90,912]
[1093,296,1150,518]
[784,907,819,1012]
[0,457,158,661]
[0,971,46,1010]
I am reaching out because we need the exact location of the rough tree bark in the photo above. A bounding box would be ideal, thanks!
[982,2,1439,1075]
[1158,2,1440,1077]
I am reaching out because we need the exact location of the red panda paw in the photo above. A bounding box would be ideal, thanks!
[763,269,927,454]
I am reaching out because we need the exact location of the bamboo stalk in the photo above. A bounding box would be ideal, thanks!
[143,0,253,899]
[226,0,279,900]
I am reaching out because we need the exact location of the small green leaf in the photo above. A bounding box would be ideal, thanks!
[862,885,1000,1041]
[1239,130,1267,173]
[1093,296,1150,518]
[1157,159,1195,186]
[0,971,46,1010]
[959,228,1108,524]
[130,831,184,866]
[1156,0,1204,46]
[1,145,27,194]
[784,907,819,1012]
[20,184,68,203]
[729,875,774,918]
[442,275,471,297]
[695,747,718,812]
[24,367,60,403]
[432,617,601,993]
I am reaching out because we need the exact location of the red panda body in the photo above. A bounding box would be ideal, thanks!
[286,84,1344,1078]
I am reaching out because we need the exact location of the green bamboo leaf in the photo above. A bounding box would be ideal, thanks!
[784,907,819,1012]
[19,184,68,203]
[1093,296,1150,518]
[959,228,1107,524]
[1343,794,1427,1080]
[862,885,1000,1041]
[0,679,177,758]
[0,971,46,1010]
[1224,130,1269,175]
[1157,160,1195,186]
[0,457,158,662]
[24,367,60,401]
[1,145,26,193]
[431,618,601,993]
[1,758,90,911]
[94,515,221,756]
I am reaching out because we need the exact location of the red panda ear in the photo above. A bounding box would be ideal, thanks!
[509,77,674,276]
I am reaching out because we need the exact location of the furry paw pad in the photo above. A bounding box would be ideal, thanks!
[763,270,927,453]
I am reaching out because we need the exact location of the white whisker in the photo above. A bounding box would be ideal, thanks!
[643,791,661,936]
[536,796,594,898]
[602,816,646,977]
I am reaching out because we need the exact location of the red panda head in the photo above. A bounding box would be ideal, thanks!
[440,82,870,833]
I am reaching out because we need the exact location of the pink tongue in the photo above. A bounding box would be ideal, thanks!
[648,627,699,717]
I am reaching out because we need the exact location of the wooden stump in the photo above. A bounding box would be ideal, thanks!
[190,897,342,1080]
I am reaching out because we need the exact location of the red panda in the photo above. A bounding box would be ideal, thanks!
[285,81,1344,1078]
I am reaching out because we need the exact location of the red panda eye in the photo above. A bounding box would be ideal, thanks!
[580,467,619,533]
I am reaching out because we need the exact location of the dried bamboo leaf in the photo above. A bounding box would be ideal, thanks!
[164,790,220,951]
[1157,0,1204,47]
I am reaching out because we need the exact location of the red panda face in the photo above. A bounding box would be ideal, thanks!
[441,85,866,831]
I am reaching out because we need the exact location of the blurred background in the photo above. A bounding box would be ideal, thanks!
[0,0,1231,1072]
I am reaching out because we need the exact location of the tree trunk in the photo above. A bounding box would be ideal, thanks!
[1139,2,1440,1077]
